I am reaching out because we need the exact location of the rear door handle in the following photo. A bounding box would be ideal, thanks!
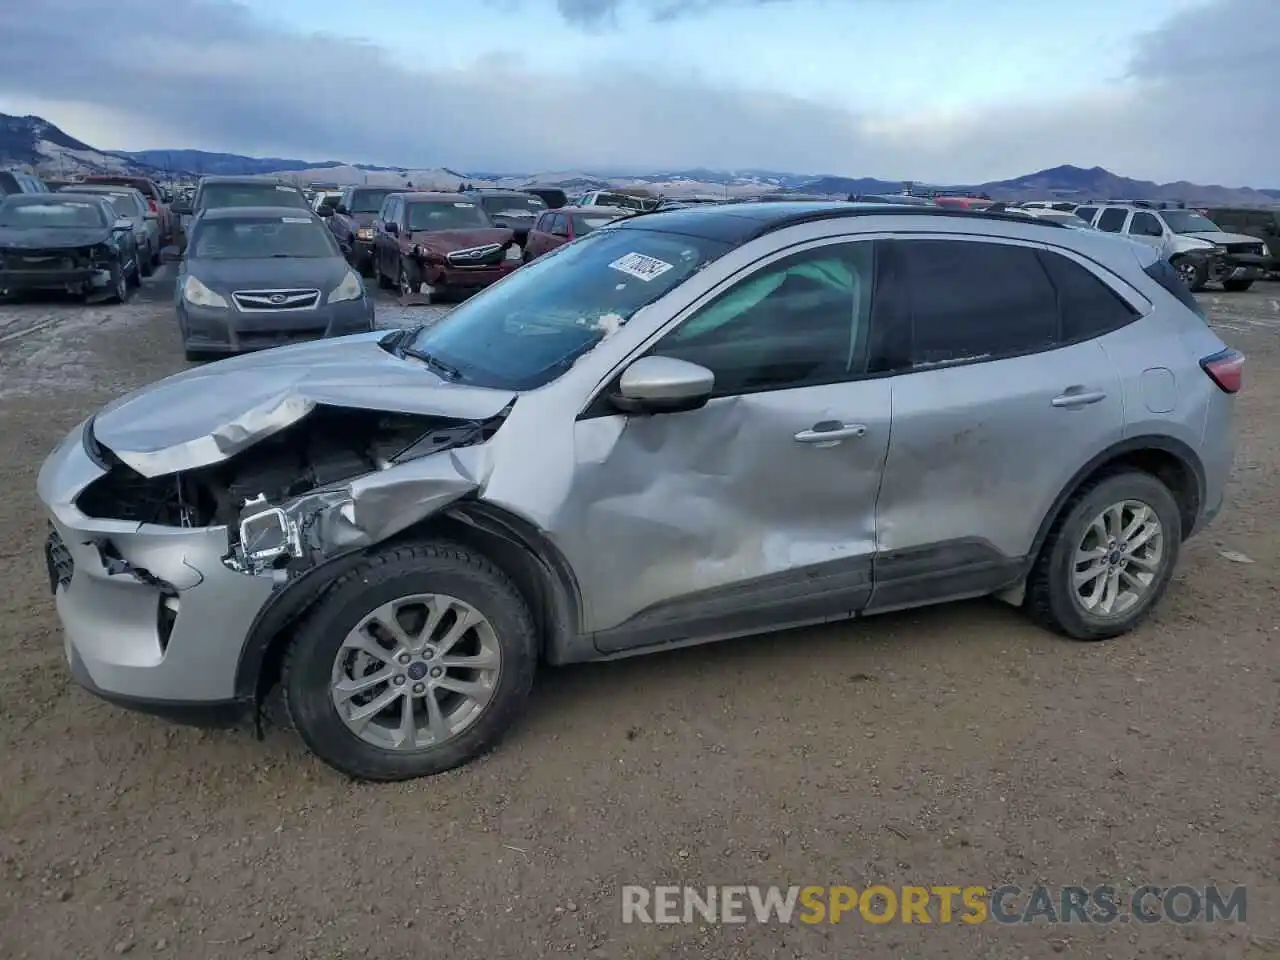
[794,421,867,445]
[1051,390,1108,409]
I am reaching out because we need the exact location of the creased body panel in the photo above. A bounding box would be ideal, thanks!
[546,382,892,646]
[89,332,516,476]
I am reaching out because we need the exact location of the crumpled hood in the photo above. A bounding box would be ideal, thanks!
[410,228,514,255]
[0,226,112,250]
[91,331,517,477]
[1183,230,1264,247]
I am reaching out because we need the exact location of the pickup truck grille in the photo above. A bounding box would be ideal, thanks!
[1224,241,1264,257]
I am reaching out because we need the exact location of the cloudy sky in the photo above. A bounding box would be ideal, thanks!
[0,0,1276,185]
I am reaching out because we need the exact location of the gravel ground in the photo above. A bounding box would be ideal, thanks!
[1,270,1277,960]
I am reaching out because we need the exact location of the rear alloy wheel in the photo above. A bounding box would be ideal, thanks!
[1173,256,1208,292]
[283,542,537,781]
[1024,471,1181,640]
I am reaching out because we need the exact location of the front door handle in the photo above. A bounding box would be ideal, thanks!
[794,421,867,445]
[1051,389,1108,409]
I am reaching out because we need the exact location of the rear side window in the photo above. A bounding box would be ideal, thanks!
[893,239,1059,367]
[1037,251,1139,340]
[1075,206,1097,224]
[1096,208,1127,233]
[1144,258,1206,320]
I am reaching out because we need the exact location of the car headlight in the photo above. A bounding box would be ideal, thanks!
[328,268,363,303]
[182,275,228,308]
[355,227,374,241]
[1211,246,1228,256]
[1262,243,1271,257]
[505,245,522,261]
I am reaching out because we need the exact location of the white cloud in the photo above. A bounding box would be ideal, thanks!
[0,0,1275,184]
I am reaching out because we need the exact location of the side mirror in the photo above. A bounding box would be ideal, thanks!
[384,222,399,236]
[611,356,714,415]
[112,219,133,232]
[171,200,191,215]
[334,204,348,215]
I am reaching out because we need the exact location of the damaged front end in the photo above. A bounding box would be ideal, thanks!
[76,403,508,578]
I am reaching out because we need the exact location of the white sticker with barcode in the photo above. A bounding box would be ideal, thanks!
[275,185,295,191]
[454,202,475,208]
[609,252,674,281]
[282,217,310,223]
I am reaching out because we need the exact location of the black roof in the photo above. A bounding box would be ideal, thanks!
[611,201,1066,245]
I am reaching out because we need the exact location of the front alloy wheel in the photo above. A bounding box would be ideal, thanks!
[283,542,537,781]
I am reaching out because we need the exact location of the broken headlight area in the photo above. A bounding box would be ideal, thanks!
[73,404,507,574]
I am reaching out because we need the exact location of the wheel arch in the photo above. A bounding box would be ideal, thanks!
[234,500,584,703]
[1029,435,1205,565]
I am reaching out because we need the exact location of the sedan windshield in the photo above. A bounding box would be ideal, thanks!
[349,189,394,214]
[191,217,338,259]
[0,199,106,228]
[479,195,546,218]
[199,183,311,211]
[406,201,490,231]
[1162,211,1221,234]
[407,227,732,390]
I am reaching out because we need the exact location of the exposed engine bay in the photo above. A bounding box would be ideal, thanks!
[76,404,504,538]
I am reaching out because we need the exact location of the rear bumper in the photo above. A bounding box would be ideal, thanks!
[178,296,376,354]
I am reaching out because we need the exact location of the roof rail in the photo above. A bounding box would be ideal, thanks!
[749,203,1067,240]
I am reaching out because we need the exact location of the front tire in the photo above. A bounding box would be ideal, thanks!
[1222,278,1254,292]
[1024,471,1182,640]
[398,257,424,299]
[283,542,538,782]
[1173,256,1208,292]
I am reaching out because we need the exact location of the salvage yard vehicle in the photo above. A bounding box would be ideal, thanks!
[464,189,548,244]
[82,175,174,243]
[172,175,311,249]
[0,169,51,196]
[522,204,634,262]
[1078,203,1269,291]
[175,206,373,360]
[0,193,140,302]
[371,191,520,301]
[323,186,399,276]
[1202,206,1280,274]
[59,184,161,274]
[38,202,1241,782]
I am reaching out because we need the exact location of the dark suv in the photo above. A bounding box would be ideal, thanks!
[1203,208,1280,273]
[323,186,400,275]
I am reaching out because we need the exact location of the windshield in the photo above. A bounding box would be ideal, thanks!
[1161,210,1221,234]
[570,213,622,235]
[407,226,731,390]
[406,201,490,231]
[191,216,338,259]
[349,189,394,214]
[199,183,310,211]
[0,199,106,228]
[479,195,546,218]
[104,195,140,218]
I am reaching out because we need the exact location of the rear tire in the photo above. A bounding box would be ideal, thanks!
[1222,278,1254,292]
[1024,471,1182,641]
[140,244,154,278]
[282,541,538,782]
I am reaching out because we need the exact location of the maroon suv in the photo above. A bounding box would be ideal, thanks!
[370,192,520,301]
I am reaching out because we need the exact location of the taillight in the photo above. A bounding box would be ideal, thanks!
[147,197,158,212]
[1201,348,1244,393]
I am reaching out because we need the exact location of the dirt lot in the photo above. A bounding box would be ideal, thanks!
[1,271,1277,960]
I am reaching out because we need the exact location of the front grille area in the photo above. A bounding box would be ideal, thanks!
[231,289,320,311]
[445,244,504,268]
[2,248,89,271]
[45,528,74,593]
[1224,242,1264,257]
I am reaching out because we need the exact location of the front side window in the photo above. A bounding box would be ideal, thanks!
[190,217,339,259]
[405,201,490,231]
[651,242,875,396]
[1095,208,1128,233]
[895,239,1059,367]
[0,199,107,228]
[407,227,730,390]
[1129,212,1164,237]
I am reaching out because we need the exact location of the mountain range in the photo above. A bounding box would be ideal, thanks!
[4,112,1278,206]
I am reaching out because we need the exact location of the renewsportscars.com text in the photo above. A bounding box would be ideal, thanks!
[621,884,1247,925]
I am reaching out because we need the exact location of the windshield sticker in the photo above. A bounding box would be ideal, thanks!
[454,202,476,208]
[281,217,311,223]
[275,185,296,192]
[609,252,675,282]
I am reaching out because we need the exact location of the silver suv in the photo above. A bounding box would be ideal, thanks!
[37,203,1243,781]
